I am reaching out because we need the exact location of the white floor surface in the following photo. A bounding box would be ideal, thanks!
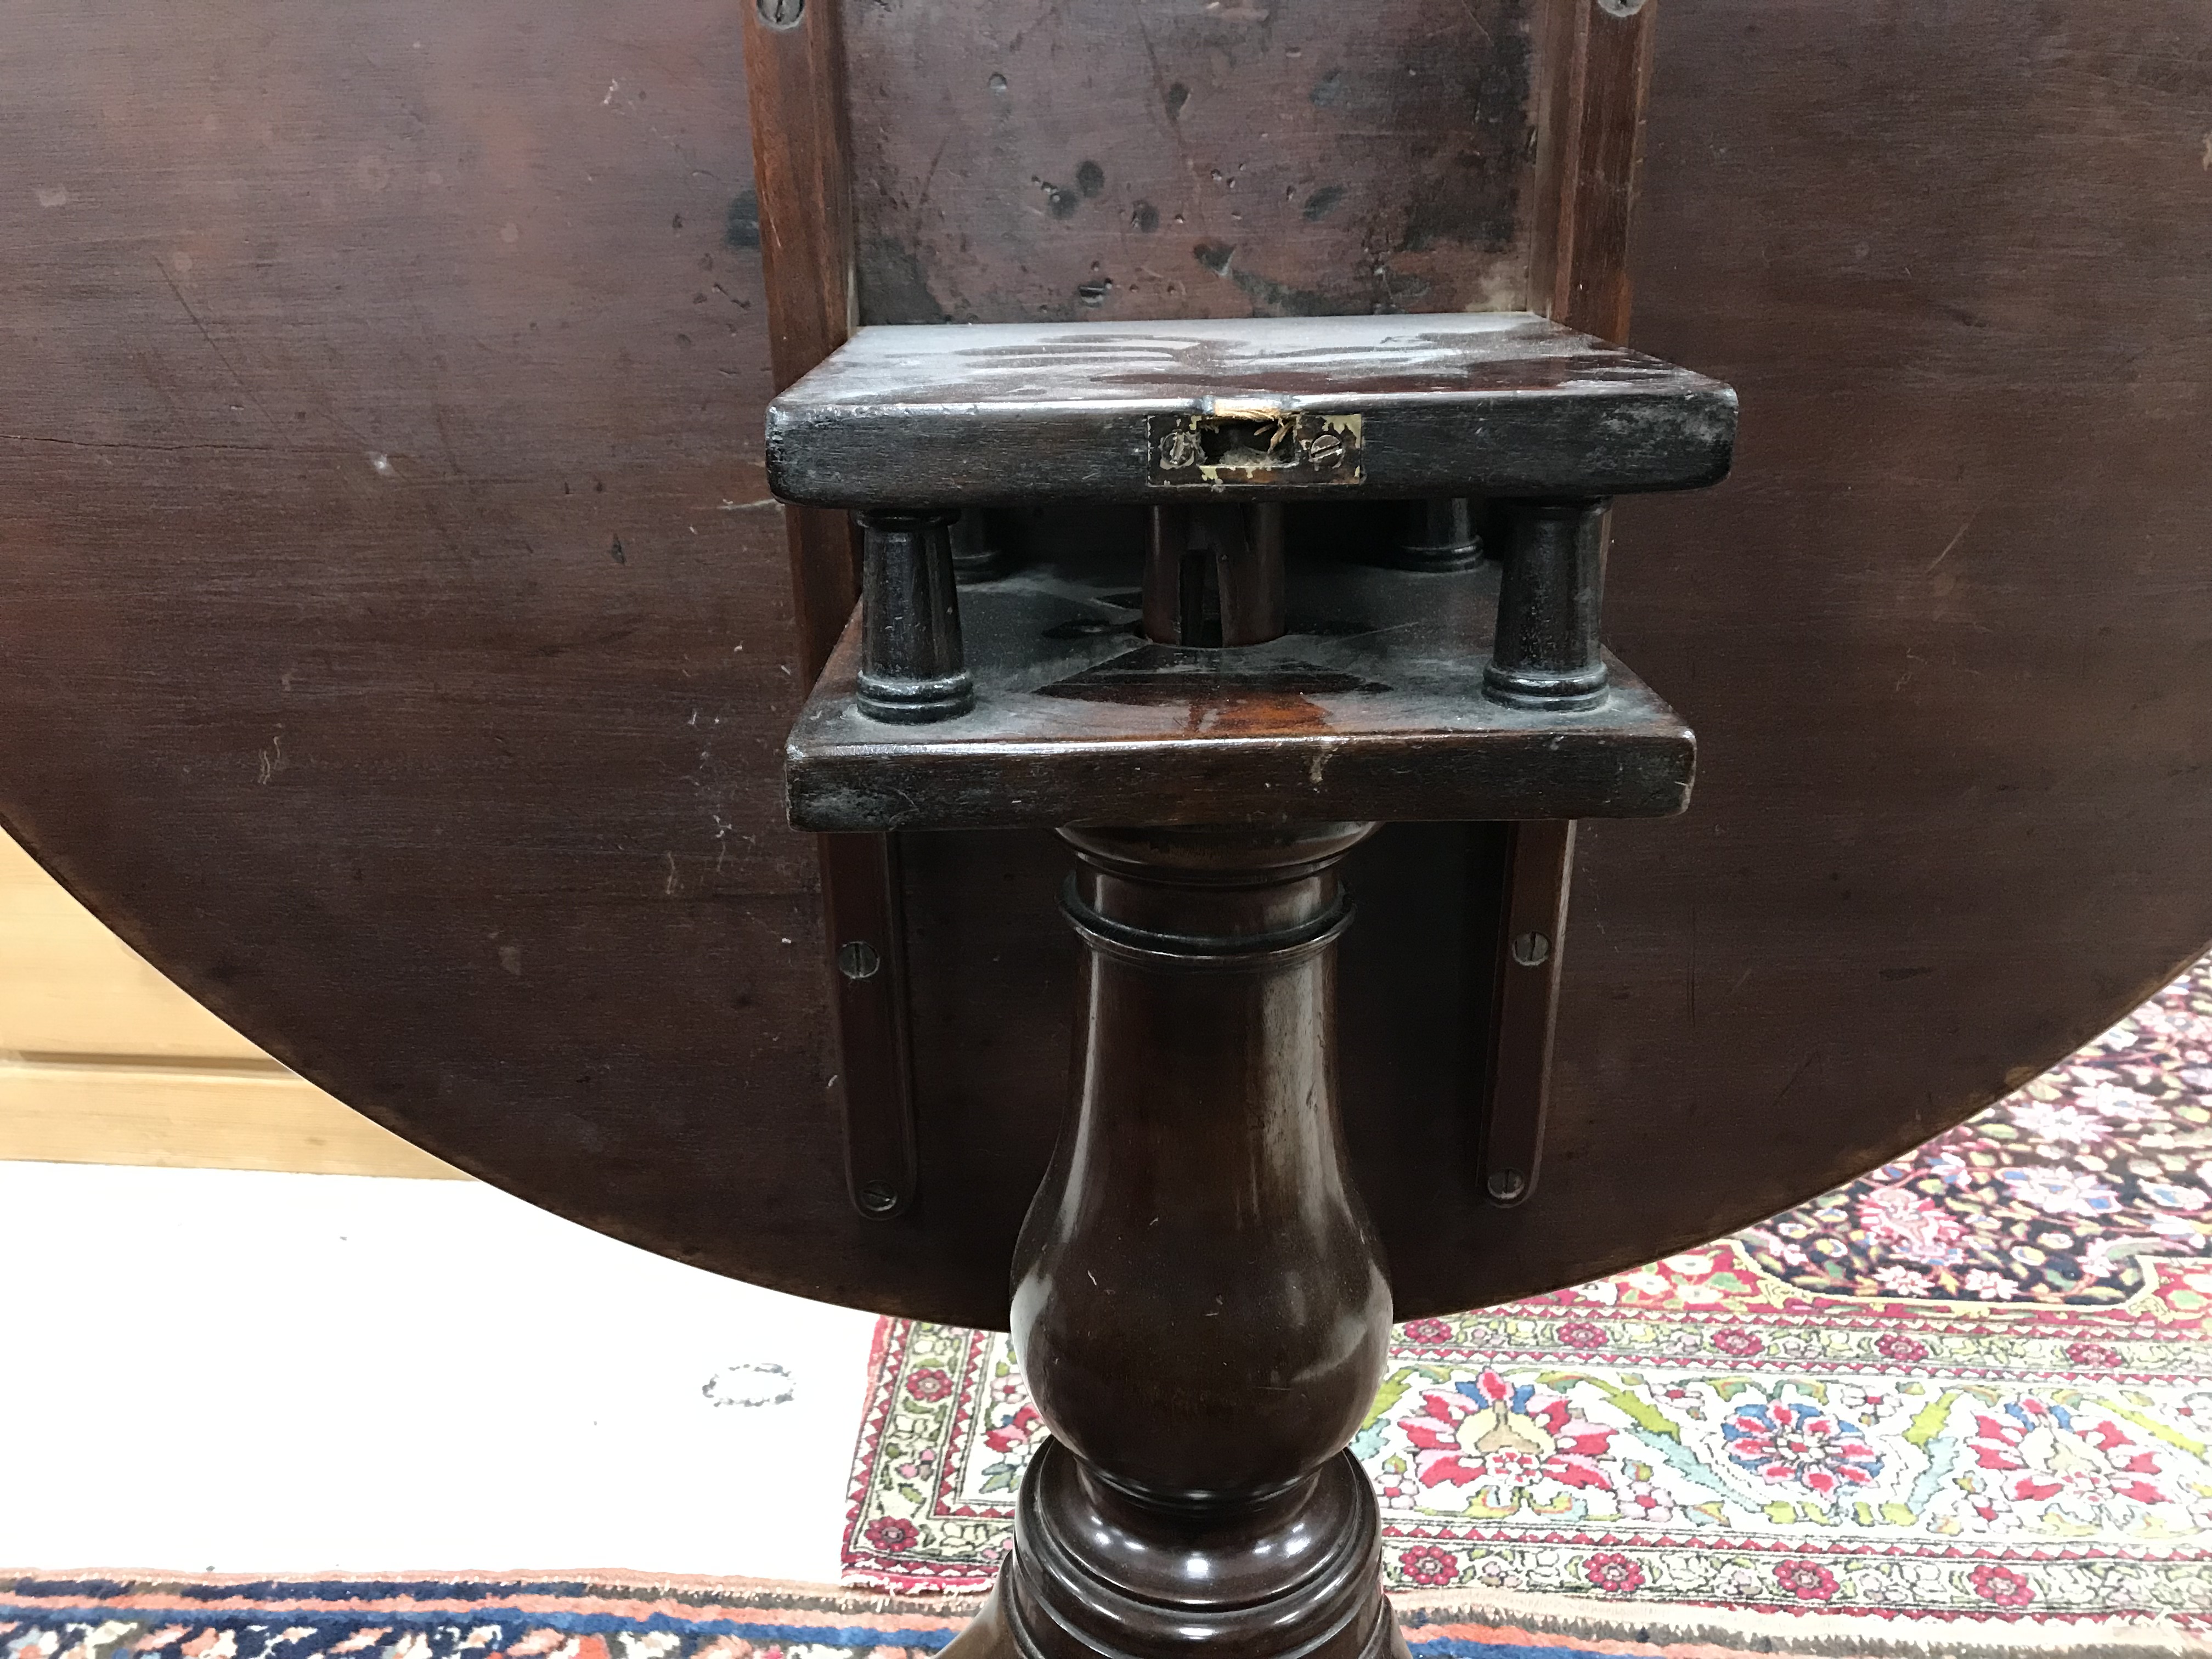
[0,1160,880,1581]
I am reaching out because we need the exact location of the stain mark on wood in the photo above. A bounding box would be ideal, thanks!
[724,190,761,250]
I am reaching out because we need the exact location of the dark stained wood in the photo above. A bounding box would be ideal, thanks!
[819,829,919,1218]
[1390,498,1485,573]
[779,502,861,681]
[775,312,1726,832]
[1221,503,1288,647]
[1483,498,1611,709]
[1506,0,2212,1298]
[0,0,874,1298]
[1530,0,1656,342]
[765,315,1735,507]
[0,0,2207,1333]
[1478,821,1577,1206]
[740,0,861,675]
[1488,0,1660,1198]
[740,0,853,391]
[1485,825,1578,1190]
[840,0,1540,325]
[742,0,926,1221]
[786,556,1694,831]
[952,823,1402,1659]
[877,0,2212,1320]
[1143,506,1195,646]
[854,510,972,724]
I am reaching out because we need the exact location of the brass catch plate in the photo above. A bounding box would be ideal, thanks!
[1148,410,1364,489]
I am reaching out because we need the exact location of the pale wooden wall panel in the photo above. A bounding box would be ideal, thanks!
[0,832,460,1178]
[0,1060,461,1178]
[0,831,261,1059]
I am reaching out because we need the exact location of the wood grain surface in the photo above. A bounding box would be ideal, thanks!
[1,0,2207,1325]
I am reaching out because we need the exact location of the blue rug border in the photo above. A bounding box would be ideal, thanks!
[0,1578,1621,1659]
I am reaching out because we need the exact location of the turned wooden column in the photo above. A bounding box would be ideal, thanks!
[951,822,1404,1659]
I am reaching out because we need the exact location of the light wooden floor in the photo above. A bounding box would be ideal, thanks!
[0,828,460,1178]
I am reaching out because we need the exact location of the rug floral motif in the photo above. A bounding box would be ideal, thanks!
[842,955,2212,1627]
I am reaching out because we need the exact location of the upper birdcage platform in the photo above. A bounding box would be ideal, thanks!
[765,313,1736,508]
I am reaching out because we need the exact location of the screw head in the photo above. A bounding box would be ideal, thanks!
[1487,1168,1528,1204]
[757,0,804,28]
[858,1181,900,1216]
[837,940,883,980]
[1596,0,1646,16]
[1510,931,1551,968]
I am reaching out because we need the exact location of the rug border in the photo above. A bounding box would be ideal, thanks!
[2,1570,2204,1659]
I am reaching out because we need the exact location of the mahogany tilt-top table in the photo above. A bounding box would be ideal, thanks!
[0,0,2208,1650]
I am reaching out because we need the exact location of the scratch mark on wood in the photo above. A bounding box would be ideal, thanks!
[154,256,291,448]
[0,433,271,455]
[1925,511,1977,573]
[1448,0,1492,46]
[1770,1048,1822,1111]
[914,132,953,214]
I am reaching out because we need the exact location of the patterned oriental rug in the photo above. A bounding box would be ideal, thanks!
[1,1574,2200,1659]
[842,955,2212,1633]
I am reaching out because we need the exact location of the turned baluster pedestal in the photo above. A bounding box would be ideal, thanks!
[951,822,1398,1659]
[769,313,1736,1659]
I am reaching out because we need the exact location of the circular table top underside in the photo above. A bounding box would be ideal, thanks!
[1,0,2206,1327]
